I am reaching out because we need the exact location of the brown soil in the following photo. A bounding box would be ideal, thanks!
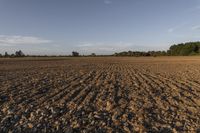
[0,57,200,133]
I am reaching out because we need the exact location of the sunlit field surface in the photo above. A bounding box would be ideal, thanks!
[0,57,200,132]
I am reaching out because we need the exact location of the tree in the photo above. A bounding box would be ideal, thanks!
[113,50,167,57]
[15,50,25,57]
[72,51,79,57]
[91,53,96,56]
[167,42,200,56]
[4,52,9,57]
[10,54,15,58]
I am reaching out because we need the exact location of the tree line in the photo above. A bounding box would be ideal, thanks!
[167,42,200,56]
[0,51,95,57]
[0,50,25,58]
[114,51,167,57]
[114,42,200,56]
[1,42,200,57]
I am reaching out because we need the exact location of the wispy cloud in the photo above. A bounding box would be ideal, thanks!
[0,35,51,46]
[167,28,174,33]
[104,0,112,4]
[77,43,93,47]
[185,2,200,13]
[75,42,162,54]
[167,22,188,33]
[191,25,200,30]
[196,5,200,10]
[76,42,132,53]
[188,5,200,12]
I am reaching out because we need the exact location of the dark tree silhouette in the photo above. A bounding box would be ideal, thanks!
[72,51,79,57]
[15,50,25,57]
[4,52,9,57]
[114,51,167,57]
[114,42,200,56]
[91,53,96,56]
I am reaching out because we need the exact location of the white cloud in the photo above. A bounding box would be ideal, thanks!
[0,35,51,46]
[104,0,112,4]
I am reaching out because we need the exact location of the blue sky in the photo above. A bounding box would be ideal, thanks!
[0,0,200,55]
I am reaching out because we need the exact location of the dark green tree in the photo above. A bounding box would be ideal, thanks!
[168,42,200,56]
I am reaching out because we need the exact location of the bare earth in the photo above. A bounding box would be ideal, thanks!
[0,57,200,133]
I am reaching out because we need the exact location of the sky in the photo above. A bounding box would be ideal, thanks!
[0,0,200,55]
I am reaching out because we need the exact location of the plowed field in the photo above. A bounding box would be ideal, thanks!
[0,57,200,133]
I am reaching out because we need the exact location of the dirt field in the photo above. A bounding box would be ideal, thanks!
[0,57,200,133]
